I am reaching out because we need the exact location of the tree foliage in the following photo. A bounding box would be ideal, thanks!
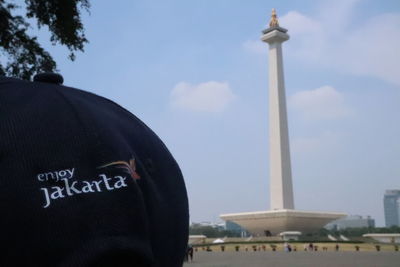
[0,0,89,80]
[189,224,241,238]
[313,226,400,237]
[332,226,400,237]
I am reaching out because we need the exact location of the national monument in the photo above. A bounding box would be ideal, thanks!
[220,9,346,236]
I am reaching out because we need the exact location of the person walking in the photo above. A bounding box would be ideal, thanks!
[188,246,194,262]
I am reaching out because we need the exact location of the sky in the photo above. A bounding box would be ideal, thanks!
[33,0,399,226]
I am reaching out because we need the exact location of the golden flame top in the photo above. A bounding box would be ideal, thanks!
[269,8,279,27]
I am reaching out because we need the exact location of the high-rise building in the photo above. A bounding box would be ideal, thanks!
[384,190,400,227]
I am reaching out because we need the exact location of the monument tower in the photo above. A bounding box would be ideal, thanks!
[220,9,346,236]
[262,8,294,210]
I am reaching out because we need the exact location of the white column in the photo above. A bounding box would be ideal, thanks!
[261,29,294,210]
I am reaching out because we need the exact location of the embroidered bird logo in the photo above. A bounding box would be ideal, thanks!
[98,158,141,180]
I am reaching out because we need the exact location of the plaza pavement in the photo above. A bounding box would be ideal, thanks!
[183,251,400,267]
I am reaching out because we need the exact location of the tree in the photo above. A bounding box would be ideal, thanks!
[323,226,400,237]
[0,0,90,80]
[189,224,241,238]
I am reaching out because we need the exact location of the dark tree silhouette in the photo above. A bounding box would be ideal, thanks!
[0,0,90,80]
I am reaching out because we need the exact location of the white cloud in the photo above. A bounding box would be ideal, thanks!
[340,13,400,85]
[244,1,400,85]
[279,11,321,36]
[170,81,236,112]
[284,3,400,85]
[289,86,352,120]
[316,0,361,34]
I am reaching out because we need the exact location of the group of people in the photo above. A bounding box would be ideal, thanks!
[303,243,340,251]
[304,243,317,251]
[284,242,293,252]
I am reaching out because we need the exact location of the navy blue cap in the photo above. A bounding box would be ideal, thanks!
[0,74,189,266]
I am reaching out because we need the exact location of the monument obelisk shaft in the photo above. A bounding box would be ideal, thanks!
[261,9,294,210]
[219,9,346,236]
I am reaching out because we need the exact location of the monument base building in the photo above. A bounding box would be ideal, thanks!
[221,209,345,236]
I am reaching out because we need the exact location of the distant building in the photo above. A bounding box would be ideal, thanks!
[225,221,249,237]
[325,215,375,230]
[384,190,400,227]
[191,221,226,230]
